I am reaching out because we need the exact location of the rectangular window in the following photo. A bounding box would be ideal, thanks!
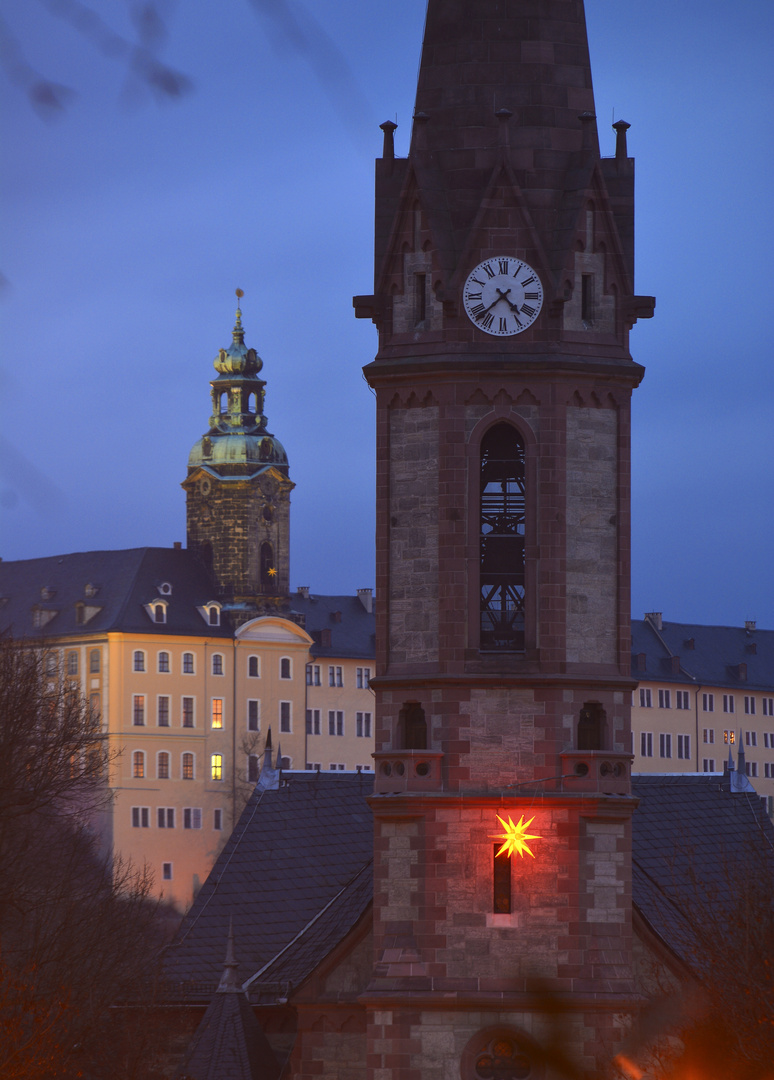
[703,693,714,713]
[214,809,222,830]
[703,728,715,744]
[745,730,757,747]
[158,651,170,673]
[306,708,321,735]
[131,807,149,828]
[765,764,773,779]
[659,733,672,758]
[212,654,224,676]
[183,653,195,674]
[157,753,170,779]
[162,863,172,881]
[247,699,260,731]
[328,665,335,687]
[280,658,291,680]
[356,667,371,689]
[658,689,671,709]
[763,698,774,717]
[211,754,223,781]
[280,701,291,733]
[306,664,313,686]
[182,753,194,780]
[89,649,100,674]
[640,732,653,758]
[248,755,259,782]
[676,690,690,710]
[183,808,202,829]
[157,807,175,829]
[133,695,145,726]
[724,730,735,744]
[157,696,170,727]
[329,763,345,771]
[133,650,144,672]
[182,697,194,728]
[744,696,756,715]
[248,655,260,678]
[89,692,100,726]
[723,694,735,714]
[639,688,652,708]
[211,698,223,729]
[677,734,690,760]
[493,844,511,913]
[746,761,759,778]
[703,759,716,773]
[357,764,372,772]
[306,762,322,771]
[336,666,343,687]
[356,712,372,738]
[328,710,344,736]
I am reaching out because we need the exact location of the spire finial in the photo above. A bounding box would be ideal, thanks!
[234,288,245,342]
[216,917,242,992]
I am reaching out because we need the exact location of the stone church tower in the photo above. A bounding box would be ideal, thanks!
[184,298,293,614]
[355,0,654,1074]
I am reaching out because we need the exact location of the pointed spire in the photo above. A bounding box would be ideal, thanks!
[737,731,746,775]
[217,917,242,993]
[233,287,245,345]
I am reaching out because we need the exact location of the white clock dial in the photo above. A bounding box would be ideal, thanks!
[462,257,543,336]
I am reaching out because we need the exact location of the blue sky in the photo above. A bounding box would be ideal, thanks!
[1,0,773,628]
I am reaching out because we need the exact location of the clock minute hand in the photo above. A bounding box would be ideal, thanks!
[475,288,511,321]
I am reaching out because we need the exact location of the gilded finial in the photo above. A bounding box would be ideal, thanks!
[234,288,244,338]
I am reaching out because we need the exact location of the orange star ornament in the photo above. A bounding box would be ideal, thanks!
[491,813,541,859]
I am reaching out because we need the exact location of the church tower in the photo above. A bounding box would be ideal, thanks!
[184,295,293,615]
[355,1,654,1074]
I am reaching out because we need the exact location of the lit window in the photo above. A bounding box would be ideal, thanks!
[703,693,714,712]
[182,697,194,727]
[183,652,195,674]
[659,733,672,758]
[89,649,100,674]
[211,754,223,781]
[640,732,653,758]
[744,696,756,715]
[280,701,291,733]
[157,696,170,727]
[677,734,690,760]
[133,651,145,672]
[182,752,194,780]
[306,709,321,735]
[157,807,174,828]
[213,809,222,830]
[724,730,735,744]
[183,808,202,829]
[131,807,149,828]
[658,689,671,709]
[356,712,372,738]
[248,655,260,678]
[158,651,170,673]
[212,654,224,676]
[639,688,652,708]
[247,700,260,731]
[162,862,172,880]
[248,755,259,782]
[280,657,291,679]
[132,751,145,779]
[157,752,170,779]
[133,695,145,726]
[676,690,690,710]
[211,698,223,729]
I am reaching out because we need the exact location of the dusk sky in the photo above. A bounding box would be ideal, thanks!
[1,0,772,629]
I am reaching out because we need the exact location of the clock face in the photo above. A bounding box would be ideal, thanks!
[462,257,543,336]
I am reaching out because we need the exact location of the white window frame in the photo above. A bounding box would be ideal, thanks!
[640,732,653,758]
[211,697,224,730]
[133,694,146,726]
[658,689,671,709]
[744,696,756,715]
[247,699,260,732]
[183,807,202,829]
[659,732,672,758]
[723,694,735,714]
[157,651,170,673]
[212,653,224,676]
[181,696,195,728]
[182,652,196,675]
[745,730,757,747]
[157,695,170,727]
[703,728,715,744]
[356,711,372,738]
[677,734,690,760]
[306,708,321,735]
[279,701,292,733]
[248,655,261,678]
[157,750,171,779]
[131,806,150,828]
[676,690,690,710]
[181,752,195,780]
[279,656,292,680]
[132,750,146,779]
[702,693,714,713]
[157,807,175,829]
[639,688,652,708]
[702,759,716,773]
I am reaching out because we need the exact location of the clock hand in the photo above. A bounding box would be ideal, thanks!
[475,289,511,321]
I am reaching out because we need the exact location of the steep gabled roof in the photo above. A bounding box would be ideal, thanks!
[289,593,376,660]
[0,548,231,639]
[631,618,774,691]
[164,773,375,1003]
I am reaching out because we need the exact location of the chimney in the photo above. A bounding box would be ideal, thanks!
[745,620,756,633]
[297,586,310,599]
[357,588,373,614]
[645,612,663,631]
[331,610,342,624]
[684,637,695,650]
[173,541,182,550]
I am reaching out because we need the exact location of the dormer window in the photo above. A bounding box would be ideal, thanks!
[197,601,222,627]
[84,583,99,599]
[40,586,56,601]
[143,598,169,624]
[154,605,166,624]
[208,606,219,626]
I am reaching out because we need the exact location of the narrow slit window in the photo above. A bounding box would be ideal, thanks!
[493,844,511,913]
[480,423,526,651]
[581,274,594,324]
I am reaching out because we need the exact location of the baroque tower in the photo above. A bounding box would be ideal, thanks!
[355,1,654,1074]
[184,296,293,616]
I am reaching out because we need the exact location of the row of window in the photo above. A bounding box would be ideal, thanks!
[131,806,222,830]
[639,733,692,759]
[702,729,771,746]
[147,601,220,626]
[132,651,291,679]
[305,710,372,737]
[130,695,292,732]
[305,665,371,688]
[638,690,774,715]
[54,648,102,676]
[304,763,372,772]
[131,750,222,781]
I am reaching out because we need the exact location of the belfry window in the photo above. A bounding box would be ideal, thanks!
[260,542,275,590]
[480,423,526,651]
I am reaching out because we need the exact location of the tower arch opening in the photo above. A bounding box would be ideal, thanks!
[396,702,427,750]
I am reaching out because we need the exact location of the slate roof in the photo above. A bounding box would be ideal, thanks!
[631,774,774,967]
[164,772,375,1003]
[165,772,774,1002]
[178,990,281,1080]
[289,593,376,660]
[0,548,231,639]
[630,617,773,691]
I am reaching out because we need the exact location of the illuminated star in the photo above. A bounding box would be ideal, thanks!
[491,813,541,859]
[267,567,277,577]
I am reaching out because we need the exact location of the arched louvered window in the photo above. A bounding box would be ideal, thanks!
[480,423,526,651]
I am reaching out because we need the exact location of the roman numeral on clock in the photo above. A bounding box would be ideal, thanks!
[483,263,496,278]
[480,312,494,329]
[524,291,539,300]
[499,317,507,332]
[521,304,536,317]
[469,303,486,316]
[520,275,536,287]
[466,292,482,301]
[498,259,509,275]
